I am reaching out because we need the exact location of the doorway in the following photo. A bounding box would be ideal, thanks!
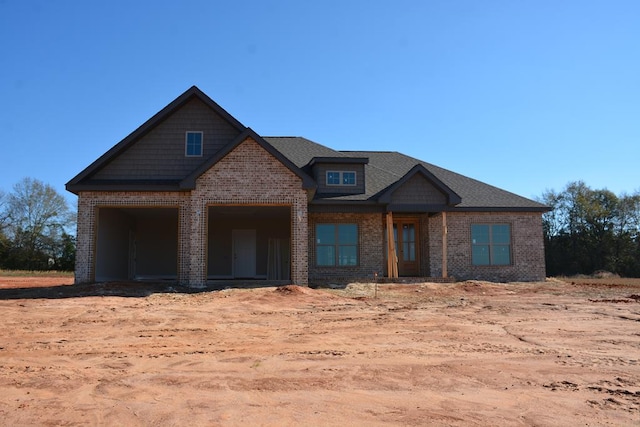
[207,206,291,280]
[393,218,420,276]
[95,207,179,282]
[232,229,257,278]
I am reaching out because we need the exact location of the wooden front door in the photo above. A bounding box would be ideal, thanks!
[393,219,420,276]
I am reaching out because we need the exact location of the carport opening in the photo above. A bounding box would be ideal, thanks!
[95,207,179,282]
[207,206,291,281]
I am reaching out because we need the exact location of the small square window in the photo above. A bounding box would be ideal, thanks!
[316,223,359,266]
[342,172,356,185]
[471,224,511,266]
[327,172,341,185]
[326,171,357,186]
[186,131,203,157]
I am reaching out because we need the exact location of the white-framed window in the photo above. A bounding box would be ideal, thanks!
[471,224,512,266]
[185,131,203,157]
[326,171,356,186]
[316,223,358,266]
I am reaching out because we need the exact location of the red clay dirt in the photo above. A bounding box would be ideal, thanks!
[0,276,638,426]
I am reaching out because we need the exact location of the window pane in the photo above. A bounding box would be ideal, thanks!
[493,245,511,265]
[327,172,340,185]
[342,172,356,185]
[186,132,202,156]
[338,245,357,266]
[338,224,358,244]
[472,245,490,265]
[492,224,511,244]
[316,224,335,244]
[471,225,489,244]
[403,224,415,243]
[317,246,335,266]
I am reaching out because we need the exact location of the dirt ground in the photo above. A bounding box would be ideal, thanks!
[0,276,638,426]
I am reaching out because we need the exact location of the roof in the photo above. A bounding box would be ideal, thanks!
[66,86,548,212]
[66,86,247,193]
[266,137,549,211]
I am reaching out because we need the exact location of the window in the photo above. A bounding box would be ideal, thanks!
[326,171,356,186]
[316,224,358,266]
[471,224,511,266]
[185,131,203,157]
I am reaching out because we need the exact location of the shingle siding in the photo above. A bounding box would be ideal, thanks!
[93,98,241,180]
[390,174,447,205]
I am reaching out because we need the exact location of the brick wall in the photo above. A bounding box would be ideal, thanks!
[75,191,191,284]
[75,137,309,287]
[429,212,546,282]
[192,138,308,286]
[308,212,384,283]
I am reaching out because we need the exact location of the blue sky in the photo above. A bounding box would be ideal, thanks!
[1,0,639,208]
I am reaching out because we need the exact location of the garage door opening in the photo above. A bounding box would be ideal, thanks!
[207,206,291,281]
[95,207,179,282]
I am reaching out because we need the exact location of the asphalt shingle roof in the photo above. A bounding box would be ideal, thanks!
[265,137,547,210]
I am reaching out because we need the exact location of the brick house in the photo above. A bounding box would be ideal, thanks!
[66,86,549,287]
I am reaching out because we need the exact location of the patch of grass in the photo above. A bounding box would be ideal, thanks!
[0,270,74,277]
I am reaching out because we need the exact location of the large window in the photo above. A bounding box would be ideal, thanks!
[326,171,356,186]
[471,224,511,266]
[185,131,203,157]
[316,224,358,266]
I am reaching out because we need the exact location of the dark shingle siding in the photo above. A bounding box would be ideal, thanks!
[93,98,241,181]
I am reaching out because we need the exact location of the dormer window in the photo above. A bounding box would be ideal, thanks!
[327,171,356,186]
[185,131,203,157]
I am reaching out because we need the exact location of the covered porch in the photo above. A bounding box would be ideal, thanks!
[206,205,292,282]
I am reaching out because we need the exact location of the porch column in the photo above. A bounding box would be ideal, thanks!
[188,200,207,288]
[386,211,398,278]
[442,211,448,279]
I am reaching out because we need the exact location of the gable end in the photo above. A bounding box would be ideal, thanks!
[378,164,462,208]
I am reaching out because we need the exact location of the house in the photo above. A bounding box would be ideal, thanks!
[66,86,549,286]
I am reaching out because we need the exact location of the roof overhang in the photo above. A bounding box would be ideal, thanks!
[307,156,369,167]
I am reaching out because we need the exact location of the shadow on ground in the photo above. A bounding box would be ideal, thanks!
[0,281,283,300]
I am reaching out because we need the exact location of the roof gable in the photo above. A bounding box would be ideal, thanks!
[66,86,246,193]
[377,164,462,206]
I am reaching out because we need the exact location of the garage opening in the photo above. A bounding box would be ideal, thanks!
[95,207,179,282]
[207,206,291,281]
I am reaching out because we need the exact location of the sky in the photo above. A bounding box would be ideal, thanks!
[1,0,639,209]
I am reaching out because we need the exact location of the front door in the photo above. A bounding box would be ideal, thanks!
[232,229,256,278]
[393,219,419,276]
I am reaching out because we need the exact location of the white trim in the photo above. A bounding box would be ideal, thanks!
[326,170,357,186]
[185,131,204,157]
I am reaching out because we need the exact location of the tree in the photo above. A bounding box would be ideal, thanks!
[539,181,640,277]
[1,178,75,270]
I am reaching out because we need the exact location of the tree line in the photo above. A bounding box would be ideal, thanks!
[539,181,640,277]
[0,178,76,271]
[1,177,639,277]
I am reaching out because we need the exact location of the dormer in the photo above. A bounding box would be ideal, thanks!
[307,156,369,196]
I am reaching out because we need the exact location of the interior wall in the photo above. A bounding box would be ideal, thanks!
[95,208,132,281]
[95,208,178,282]
[135,214,178,278]
[207,210,290,278]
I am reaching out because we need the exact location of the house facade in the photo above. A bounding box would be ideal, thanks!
[67,86,549,286]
